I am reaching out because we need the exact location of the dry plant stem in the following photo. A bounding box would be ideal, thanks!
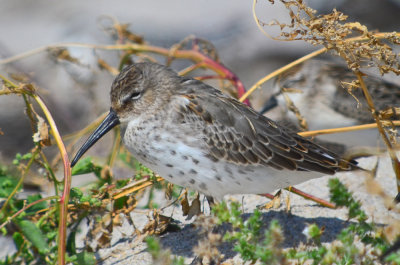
[113,176,164,200]
[355,72,400,193]
[299,121,400,137]
[260,193,275,200]
[50,112,108,167]
[51,112,108,165]
[249,0,400,102]
[286,187,336,208]
[239,48,327,102]
[261,187,335,208]
[178,63,203,76]
[163,49,249,105]
[61,111,108,142]
[0,74,16,88]
[39,151,60,194]
[195,75,224,81]
[22,94,37,133]
[33,94,71,265]
[0,195,59,230]
[107,127,121,167]
[0,147,40,214]
[0,42,250,105]
[252,0,400,43]
[252,0,272,40]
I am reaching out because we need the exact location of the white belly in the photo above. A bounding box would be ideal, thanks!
[122,117,324,199]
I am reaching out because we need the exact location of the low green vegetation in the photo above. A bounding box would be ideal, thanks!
[145,178,399,265]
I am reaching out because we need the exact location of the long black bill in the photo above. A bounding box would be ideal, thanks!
[259,95,278,115]
[70,109,120,167]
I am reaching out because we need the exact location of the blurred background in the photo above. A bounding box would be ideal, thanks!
[0,0,399,163]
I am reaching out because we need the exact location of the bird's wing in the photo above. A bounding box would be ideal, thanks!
[328,65,400,123]
[175,78,354,175]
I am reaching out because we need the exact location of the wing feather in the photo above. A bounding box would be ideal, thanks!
[175,78,355,174]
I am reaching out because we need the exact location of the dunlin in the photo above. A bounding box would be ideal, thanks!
[71,62,356,199]
[261,59,400,131]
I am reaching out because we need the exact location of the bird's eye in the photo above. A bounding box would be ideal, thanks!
[130,91,141,100]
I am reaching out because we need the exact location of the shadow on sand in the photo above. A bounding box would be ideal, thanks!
[159,209,352,260]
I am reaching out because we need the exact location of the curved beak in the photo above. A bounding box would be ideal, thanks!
[70,108,120,167]
[259,95,278,115]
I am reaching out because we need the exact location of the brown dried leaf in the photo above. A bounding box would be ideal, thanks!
[285,192,291,212]
[155,214,172,235]
[186,194,201,220]
[141,211,157,235]
[20,83,36,94]
[112,214,122,226]
[380,107,400,119]
[87,213,113,250]
[347,22,368,34]
[49,47,79,63]
[263,190,281,210]
[282,92,309,131]
[116,23,145,44]
[141,210,171,235]
[193,232,223,265]
[340,80,362,108]
[9,73,30,82]
[165,183,174,200]
[181,192,190,216]
[281,87,303,94]
[32,115,51,146]
[263,0,400,75]
[100,165,112,180]
[121,196,138,214]
[97,58,119,75]
[263,200,275,210]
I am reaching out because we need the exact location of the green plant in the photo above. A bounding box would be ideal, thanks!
[145,236,185,265]
[213,202,286,264]
[211,177,398,265]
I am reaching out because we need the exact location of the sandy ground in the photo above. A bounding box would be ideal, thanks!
[87,154,400,265]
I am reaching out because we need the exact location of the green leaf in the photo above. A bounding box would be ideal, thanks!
[71,156,93,175]
[80,194,91,203]
[70,187,83,201]
[384,249,400,264]
[88,197,101,207]
[76,251,96,265]
[114,196,128,210]
[12,152,33,166]
[118,152,139,170]
[18,220,50,254]
[116,179,129,189]
[66,230,76,254]
[12,232,24,250]
[0,176,19,197]
[25,194,47,214]
[71,157,102,177]
[305,224,322,245]
[21,153,33,160]
[146,236,161,259]
[1,226,7,236]
[12,153,22,165]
